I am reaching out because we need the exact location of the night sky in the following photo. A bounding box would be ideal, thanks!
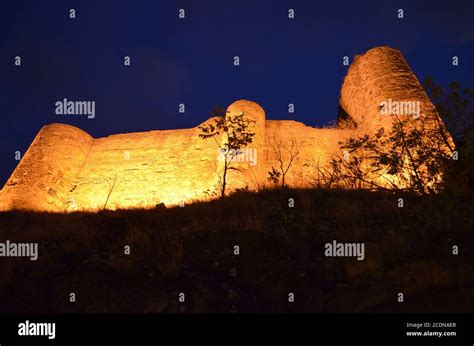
[0,0,473,186]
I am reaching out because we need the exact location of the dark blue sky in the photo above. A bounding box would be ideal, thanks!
[1,0,473,186]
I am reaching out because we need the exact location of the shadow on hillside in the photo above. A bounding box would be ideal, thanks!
[0,188,473,313]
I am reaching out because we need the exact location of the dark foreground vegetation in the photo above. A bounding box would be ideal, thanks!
[0,188,473,313]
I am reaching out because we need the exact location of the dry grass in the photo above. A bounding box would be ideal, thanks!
[0,188,472,313]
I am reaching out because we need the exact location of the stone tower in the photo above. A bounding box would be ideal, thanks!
[0,124,93,211]
[339,46,441,135]
[226,99,266,147]
[221,100,267,189]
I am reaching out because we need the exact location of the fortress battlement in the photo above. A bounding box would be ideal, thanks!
[0,46,450,212]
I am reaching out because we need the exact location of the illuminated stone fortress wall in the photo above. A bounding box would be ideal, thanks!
[0,46,449,212]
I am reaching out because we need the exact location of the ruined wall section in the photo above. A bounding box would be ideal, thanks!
[68,124,221,210]
[339,46,437,134]
[0,46,455,212]
[264,120,353,187]
[0,124,93,211]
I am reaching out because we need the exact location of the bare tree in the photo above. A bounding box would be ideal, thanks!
[268,137,302,188]
[199,107,255,198]
[304,157,348,189]
[424,78,474,190]
[330,110,453,194]
[103,173,117,210]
